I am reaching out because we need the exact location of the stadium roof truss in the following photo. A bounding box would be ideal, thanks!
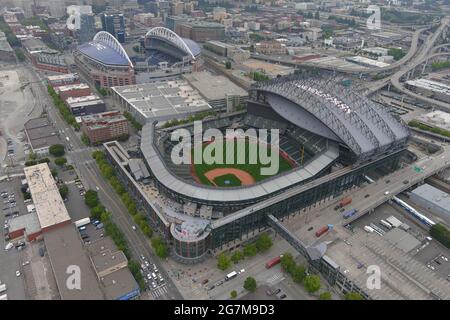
[254,76,410,161]
[93,31,133,66]
[145,27,196,60]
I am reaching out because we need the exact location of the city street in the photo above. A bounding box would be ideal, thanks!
[25,64,183,300]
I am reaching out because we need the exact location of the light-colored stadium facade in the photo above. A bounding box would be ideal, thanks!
[74,31,135,88]
[104,75,410,265]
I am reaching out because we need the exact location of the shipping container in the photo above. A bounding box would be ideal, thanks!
[343,209,358,219]
[315,226,329,237]
[340,197,352,207]
[265,255,283,269]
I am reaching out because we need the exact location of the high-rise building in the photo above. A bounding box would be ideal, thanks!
[49,0,66,18]
[77,13,96,44]
[101,12,126,43]
[170,1,184,16]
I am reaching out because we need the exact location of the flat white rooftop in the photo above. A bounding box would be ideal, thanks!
[24,163,71,230]
[112,79,212,121]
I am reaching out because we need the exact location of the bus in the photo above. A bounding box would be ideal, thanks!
[225,271,238,281]
[265,255,282,269]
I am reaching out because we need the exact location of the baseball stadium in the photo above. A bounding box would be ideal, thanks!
[104,74,410,265]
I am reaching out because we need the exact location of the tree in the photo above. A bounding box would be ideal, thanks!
[51,169,58,178]
[225,61,232,69]
[231,250,244,264]
[230,290,237,299]
[255,233,272,252]
[217,252,231,270]
[59,185,68,199]
[319,291,332,300]
[345,292,363,300]
[54,157,67,166]
[292,265,306,283]
[243,244,258,257]
[304,275,321,293]
[84,190,99,208]
[117,133,130,142]
[243,277,257,292]
[280,253,296,274]
[49,144,65,157]
[90,205,105,220]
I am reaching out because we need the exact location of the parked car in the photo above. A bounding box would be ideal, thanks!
[15,270,21,277]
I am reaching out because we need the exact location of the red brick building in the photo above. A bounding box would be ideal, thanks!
[56,83,91,101]
[81,111,129,144]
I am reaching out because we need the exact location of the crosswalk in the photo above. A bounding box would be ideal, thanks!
[151,285,168,299]
[266,272,285,286]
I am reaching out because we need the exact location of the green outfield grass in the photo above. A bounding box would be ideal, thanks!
[192,140,294,187]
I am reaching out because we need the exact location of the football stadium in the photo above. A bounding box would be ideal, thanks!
[75,31,136,88]
[133,27,203,75]
[104,74,410,264]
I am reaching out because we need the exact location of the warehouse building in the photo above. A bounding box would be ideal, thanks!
[24,163,71,232]
[24,117,61,156]
[47,73,80,88]
[66,95,106,116]
[409,184,450,223]
[87,238,140,300]
[111,79,212,124]
[44,224,105,300]
[183,71,247,110]
[405,79,450,103]
[7,212,41,242]
[56,83,91,101]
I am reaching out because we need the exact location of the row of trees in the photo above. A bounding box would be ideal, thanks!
[217,233,273,270]
[0,16,20,47]
[280,253,323,296]
[151,237,169,259]
[91,151,169,259]
[162,111,216,129]
[47,86,80,130]
[247,71,270,82]
[123,111,143,131]
[408,120,450,138]
[431,60,450,71]
[388,48,406,61]
[328,15,357,27]
[230,277,258,299]
[281,253,363,300]
[25,157,50,167]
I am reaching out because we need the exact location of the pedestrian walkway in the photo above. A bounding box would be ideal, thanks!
[151,285,168,299]
[266,272,285,286]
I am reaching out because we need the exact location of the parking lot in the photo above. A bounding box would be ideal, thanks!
[0,177,27,299]
[61,173,91,222]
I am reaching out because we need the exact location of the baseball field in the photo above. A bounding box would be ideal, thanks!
[190,140,295,187]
